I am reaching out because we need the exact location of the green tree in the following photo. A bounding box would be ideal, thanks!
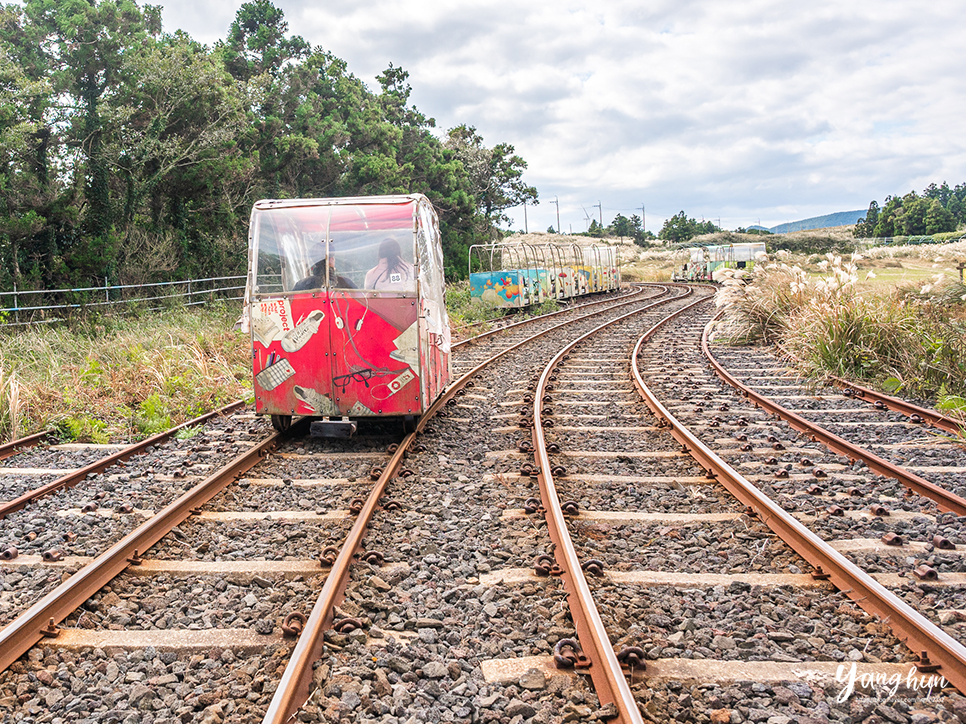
[659,211,697,242]
[611,213,632,241]
[444,125,537,231]
[221,0,309,82]
[853,200,879,238]
[925,198,956,234]
[873,196,902,237]
[898,193,928,236]
[15,0,161,283]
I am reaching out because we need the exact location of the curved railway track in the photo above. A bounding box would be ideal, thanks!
[1,284,964,724]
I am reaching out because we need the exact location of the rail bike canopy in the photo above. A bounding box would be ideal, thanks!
[673,242,766,282]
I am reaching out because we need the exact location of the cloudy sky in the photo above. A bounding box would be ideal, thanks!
[158,0,966,233]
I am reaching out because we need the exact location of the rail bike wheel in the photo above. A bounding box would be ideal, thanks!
[271,414,292,433]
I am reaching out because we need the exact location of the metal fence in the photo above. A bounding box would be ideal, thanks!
[852,233,966,248]
[0,275,246,327]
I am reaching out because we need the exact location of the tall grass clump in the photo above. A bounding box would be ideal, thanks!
[0,302,250,443]
[0,367,22,440]
[716,254,966,409]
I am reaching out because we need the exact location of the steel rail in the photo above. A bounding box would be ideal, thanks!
[0,399,246,519]
[770,343,965,438]
[631,303,966,694]
[701,320,966,516]
[261,431,414,723]
[0,428,280,672]
[528,290,706,724]
[452,286,643,339]
[262,285,696,723]
[0,430,52,461]
[452,284,657,349]
[825,374,965,438]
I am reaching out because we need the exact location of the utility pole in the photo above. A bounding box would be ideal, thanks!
[549,197,560,234]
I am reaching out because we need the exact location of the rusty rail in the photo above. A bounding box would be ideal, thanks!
[0,427,280,672]
[826,374,965,438]
[770,343,964,438]
[526,289,707,723]
[452,284,658,349]
[0,430,52,461]
[0,400,246,519]
[262,430,413,722]
[702,322,966,516]
[631,301,966,694]
[262,285,696,723]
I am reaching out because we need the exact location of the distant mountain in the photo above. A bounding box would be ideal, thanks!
[768,210,865,234]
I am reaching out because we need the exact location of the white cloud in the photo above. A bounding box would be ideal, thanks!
[158,0,966,232]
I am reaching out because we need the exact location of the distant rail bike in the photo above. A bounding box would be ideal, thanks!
[468,241,620,309]
[671,241,766,282]
[246,194,451,433]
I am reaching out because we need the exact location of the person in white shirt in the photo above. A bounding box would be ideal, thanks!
[365,238,415,291]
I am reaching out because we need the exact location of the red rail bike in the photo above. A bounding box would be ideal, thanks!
[246,194,451,434]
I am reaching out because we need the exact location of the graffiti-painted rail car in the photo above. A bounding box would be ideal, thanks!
[246,194,451,433]
[468,241,619,309]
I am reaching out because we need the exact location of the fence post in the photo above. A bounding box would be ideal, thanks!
[13,282,18,325]
[105,277,109,304]
[188,279,192,306]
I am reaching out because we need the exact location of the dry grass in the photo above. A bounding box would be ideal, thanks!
[715,252,966,415]
[0,303,250,443]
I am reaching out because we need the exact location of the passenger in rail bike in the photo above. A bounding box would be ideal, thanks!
[292,254,356,291]
[364,237,416,291]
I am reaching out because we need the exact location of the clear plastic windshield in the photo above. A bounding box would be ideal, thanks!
[252,202,417,293]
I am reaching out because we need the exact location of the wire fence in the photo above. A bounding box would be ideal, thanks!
[852,233,966,248]
[0,275,246,327]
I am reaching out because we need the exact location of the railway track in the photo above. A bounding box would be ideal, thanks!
[0,285,688,723]
[1,284,964,723]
